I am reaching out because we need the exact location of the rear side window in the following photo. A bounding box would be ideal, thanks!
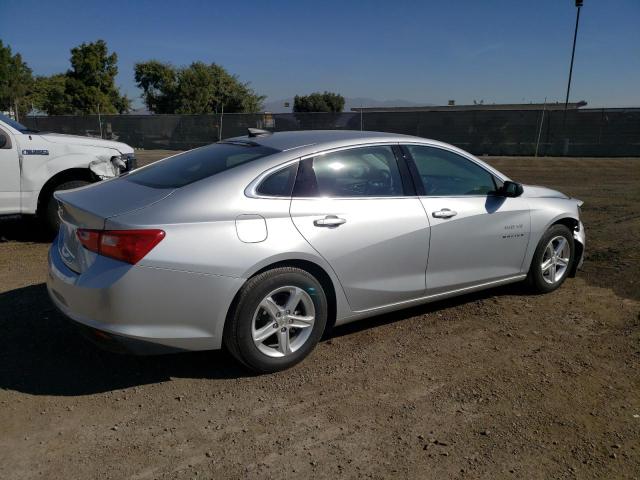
[293,145,404,197]
[256,163,298,197]
[126,142,279,188]
[406,145,497,196]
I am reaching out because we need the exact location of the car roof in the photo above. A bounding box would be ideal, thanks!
[220,129,509,185]
[227,130,424,152]
[167,129,510,200]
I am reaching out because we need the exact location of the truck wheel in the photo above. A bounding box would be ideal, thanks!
[44,180,90,234]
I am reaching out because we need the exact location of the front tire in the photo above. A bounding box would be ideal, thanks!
[224,267,328,373]
[528,224,575,293]
[43,180,91,234]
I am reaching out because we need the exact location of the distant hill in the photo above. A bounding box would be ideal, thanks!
[126,106,152,115]
[262,97,432,113]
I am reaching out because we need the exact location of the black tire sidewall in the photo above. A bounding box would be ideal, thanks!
[44,180,90,233]
[229,268,327,373]
[529,224,575,293]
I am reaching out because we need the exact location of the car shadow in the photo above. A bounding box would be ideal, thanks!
[328,281,531,340]
[0,280,533,397]
[484,194,506,213]
[0,283,249,396]
[0,216,52,243]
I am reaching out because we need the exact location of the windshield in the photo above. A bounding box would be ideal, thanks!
[125,142,279,188]
[0,114,36,133]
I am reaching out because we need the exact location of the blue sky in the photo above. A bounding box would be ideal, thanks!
[1,0,639,108]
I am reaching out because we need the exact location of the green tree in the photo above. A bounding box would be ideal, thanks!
[0,40,34,120]
[30,74,71,115]
[135,61,264,114]
[1,40,129,117]
[64,40,130,114]
[293,91,345,112]
[133,60,179,113]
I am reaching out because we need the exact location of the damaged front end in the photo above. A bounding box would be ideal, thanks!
[570,198,586,276]
[89,153,137,180]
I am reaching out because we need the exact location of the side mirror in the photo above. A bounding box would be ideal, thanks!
[498,180,524,197]
[0,135,6,149]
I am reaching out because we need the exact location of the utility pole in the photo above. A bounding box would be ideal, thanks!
[535,97,547,158]
[219,104,224,141]
[97,103,103,139]
[562,0,583,128]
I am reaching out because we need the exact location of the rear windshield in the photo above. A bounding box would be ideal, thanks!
[125,142,279,188]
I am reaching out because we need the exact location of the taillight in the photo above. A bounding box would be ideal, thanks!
[76,229,101,252]
[76,229,165,264]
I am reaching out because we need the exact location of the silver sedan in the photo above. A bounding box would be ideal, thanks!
[47,130,585,372]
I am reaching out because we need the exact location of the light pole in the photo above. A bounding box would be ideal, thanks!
[562,0,583,128]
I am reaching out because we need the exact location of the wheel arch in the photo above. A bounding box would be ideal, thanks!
[550,216,579,232]
[524,210,583,275]
[550,217,583,277]
[225,258,339,338]
[36,168,96,216]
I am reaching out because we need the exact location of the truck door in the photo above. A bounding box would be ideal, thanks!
[0,126,21,214]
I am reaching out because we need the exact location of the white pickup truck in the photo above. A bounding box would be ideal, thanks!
[0,114,136,232]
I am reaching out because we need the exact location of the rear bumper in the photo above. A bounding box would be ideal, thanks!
[69,320,186,355]
[47,235,244,354]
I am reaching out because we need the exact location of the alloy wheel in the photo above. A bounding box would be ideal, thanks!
[251,286,316,357]
[541,235,571,284]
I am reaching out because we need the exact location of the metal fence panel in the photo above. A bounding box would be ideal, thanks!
[23,108,640,156]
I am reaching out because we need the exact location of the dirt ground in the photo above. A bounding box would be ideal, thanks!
[1,153,638,479]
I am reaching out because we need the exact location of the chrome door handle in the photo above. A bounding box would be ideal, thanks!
[432,208,457,219]
[313,215,347,227]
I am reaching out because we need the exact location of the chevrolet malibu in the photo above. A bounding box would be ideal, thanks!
[47,130,585,372]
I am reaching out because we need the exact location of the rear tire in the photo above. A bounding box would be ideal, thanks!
[43,180,91,234]
[527,224,575,293]
[223,267,327,373]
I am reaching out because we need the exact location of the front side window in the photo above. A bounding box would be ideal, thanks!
[126,142,279,189]
[293,145,404,197]
[406,145,497,196]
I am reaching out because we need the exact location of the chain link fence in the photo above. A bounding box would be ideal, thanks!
[23,108,640,156]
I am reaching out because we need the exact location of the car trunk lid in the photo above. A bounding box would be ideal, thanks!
[55,178,174,273]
